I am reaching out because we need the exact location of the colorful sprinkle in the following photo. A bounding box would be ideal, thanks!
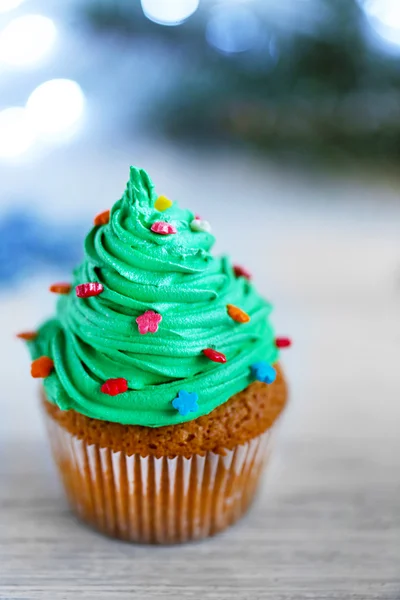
[31,356,54,378]
[136,310,162,334]
[190,218,211,233]
[275,336,292,348]
[151,221,177,235]
[17,331,37,341]
[154,196,173,212]
[203,348,227,363]
[251,362,276,384]
[233,265,252,280]
[101,378,128,396]
[227,304,250,323]
[94,209,110,226]
[172,390,199,416]
[49,283,71,294]
[76,282,104,298]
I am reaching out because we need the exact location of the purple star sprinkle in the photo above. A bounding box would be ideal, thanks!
[172,390,199,417]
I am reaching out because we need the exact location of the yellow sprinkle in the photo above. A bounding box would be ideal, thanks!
[155,196,173,212]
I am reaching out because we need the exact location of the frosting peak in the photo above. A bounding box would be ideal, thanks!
[28,167,278,427]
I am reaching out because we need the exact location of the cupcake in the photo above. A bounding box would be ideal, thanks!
[20,167,290,544]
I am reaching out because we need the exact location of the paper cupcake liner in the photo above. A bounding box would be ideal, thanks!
[44,413,274,544]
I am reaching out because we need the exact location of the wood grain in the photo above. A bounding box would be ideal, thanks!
[1,436,399,600]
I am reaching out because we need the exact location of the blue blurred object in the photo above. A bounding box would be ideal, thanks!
[0,209,84,287]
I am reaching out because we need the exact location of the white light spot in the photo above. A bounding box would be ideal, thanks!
[26,79,85,138]
[206,5,262,54]
[0,14,56,67]
[0,107,35,158]
[0,0,25,14]
[141,0,199,26]
[362,0,400,47]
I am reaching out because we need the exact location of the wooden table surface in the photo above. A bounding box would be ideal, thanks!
[1,152,400,599]
[1,436,399,600]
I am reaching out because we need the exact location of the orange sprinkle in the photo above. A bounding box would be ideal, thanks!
[17,331,37,341]
[227,304,250,323]
[49,283,72,294]
[31,356,54,378]
[94,209,110,226]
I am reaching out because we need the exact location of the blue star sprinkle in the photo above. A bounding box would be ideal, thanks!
[251,362,276,384]
[172,390,199,416]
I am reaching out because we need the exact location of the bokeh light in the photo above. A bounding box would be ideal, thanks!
[26,79,85,138]
[0,107,35,158]
[0,14,57,67]
[206,5,262,54]
[0,0,25,14]
[362,0,400,47]
[140,0,199,26]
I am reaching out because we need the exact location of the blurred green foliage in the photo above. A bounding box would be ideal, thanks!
[82,0,400,163]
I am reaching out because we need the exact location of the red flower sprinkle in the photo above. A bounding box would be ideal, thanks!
[76,282,104,298]
[203,348,227,363]
[49,283,71,294]
[31,356,54,378]
[151,221,177,235]
[136,310,162,334]
[17,331,37,341]
[275,337,292,348]
[94,209,110,226]
[101,378,128,396]
[233,265,252,280]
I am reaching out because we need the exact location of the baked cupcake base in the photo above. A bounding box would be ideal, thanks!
[43,364,287,543]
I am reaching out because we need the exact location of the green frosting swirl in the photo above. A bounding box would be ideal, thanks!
[29,167,278,427]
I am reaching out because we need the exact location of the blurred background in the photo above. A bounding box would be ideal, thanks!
[1,0,400,444]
